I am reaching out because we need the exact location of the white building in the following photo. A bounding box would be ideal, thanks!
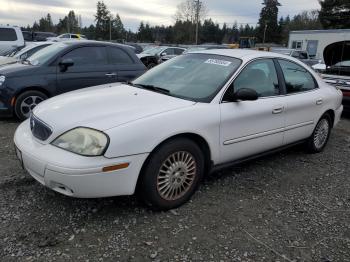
[288,29,350,61]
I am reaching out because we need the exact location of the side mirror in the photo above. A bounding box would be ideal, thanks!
[161,52,167,56]
[232,88,259,101]
[59,58,74,72]
[20,53,28,60]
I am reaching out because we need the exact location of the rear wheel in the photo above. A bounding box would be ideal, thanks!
[14,91,47,120]
[306,114,332,153]
[138,138,204,210]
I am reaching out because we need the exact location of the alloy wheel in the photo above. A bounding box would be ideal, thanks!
[157,151,197,201]
[313,118,330,150]
[20,96,44,118]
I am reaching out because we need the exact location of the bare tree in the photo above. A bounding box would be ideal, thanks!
[174,0,207,23]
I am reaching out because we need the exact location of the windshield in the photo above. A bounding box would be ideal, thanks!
[141,46,164,55]
[27,43,66,65]
[12,45,35,58]
[132,53,241,102]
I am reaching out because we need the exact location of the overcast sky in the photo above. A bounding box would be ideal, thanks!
[0,0,320,31]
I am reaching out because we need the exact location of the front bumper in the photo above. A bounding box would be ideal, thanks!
[334,105,343,125]
[14,120,149,198]
[0,99,12,117]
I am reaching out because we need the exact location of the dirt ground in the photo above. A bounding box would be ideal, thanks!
[0,117,349,262]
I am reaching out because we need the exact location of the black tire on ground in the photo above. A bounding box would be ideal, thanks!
[14,90,48,120]
[305,114,332,153]
[147,63,156,69]
[138,138,205,211]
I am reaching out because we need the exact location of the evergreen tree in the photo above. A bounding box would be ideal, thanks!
[67,11,79,33]
[257,0,281,43]
[319,0,350,29]
[112,14,125,40]
[38,13,54,32]
[95,1,111,40]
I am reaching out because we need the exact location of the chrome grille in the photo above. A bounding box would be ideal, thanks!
[30,115,52,141]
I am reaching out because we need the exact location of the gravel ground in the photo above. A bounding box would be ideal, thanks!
[0,117,350,262]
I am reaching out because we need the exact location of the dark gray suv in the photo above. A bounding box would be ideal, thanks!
[0,41,146,119]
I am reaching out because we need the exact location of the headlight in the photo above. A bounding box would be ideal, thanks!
[52,127,109,156]
[0,75,5,87]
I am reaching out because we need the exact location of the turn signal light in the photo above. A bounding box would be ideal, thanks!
[102,163,129,172]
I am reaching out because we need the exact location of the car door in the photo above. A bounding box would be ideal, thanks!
[56,45,113,94]
[277,59,322,145]
[220,58,286,163]
[107,46,143,82]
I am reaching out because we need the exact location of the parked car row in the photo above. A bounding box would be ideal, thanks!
[0,26,25,56]
[271,48,319,67]
[0,41,146,119]
[137,46,186,68]
[47,33,87,42]
[0,42,53,66]
[22,31,57,42]
[13,49,343,210]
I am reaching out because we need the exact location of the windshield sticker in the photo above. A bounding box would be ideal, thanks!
[205,59,232,67]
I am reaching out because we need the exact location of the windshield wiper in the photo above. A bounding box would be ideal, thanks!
[127,82,170,94]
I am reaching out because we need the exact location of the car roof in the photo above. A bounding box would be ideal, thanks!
[61,40,133,49]
[191,48,298,60]
[29,41,55,46]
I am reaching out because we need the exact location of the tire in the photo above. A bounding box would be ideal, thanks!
[14,90,48,120]
[138,138,205,211]
[147,63,156,69]
[305,114,332,153]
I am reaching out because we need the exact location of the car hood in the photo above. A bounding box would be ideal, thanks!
[324,41,350,66]
[0,56,17,66]
[0,62,36,76]
[33,83,196,136]
[137,53,155,59]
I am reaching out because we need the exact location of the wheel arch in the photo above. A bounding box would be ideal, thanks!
[13,86,51,106]
[136,132,213,191]
[321,109,335,127]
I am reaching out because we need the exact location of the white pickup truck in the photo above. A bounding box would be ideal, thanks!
[0,26,25,56]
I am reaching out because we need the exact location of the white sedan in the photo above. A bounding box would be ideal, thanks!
[14,49,343,210]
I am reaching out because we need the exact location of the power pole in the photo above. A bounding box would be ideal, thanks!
[263,23,268,44]
[109,18,112,41]
[195,0,200,45]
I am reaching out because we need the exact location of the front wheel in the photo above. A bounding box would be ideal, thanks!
[138,138,204,210]
[306,114,332,153]
[14,91,48,120]
[147,63,156,69]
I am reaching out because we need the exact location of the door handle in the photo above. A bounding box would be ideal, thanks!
[272,107,284,114]
[105,73,117,77]
[316,98,323,105]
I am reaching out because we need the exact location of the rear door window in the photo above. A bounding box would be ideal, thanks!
[108,47,134,64]
[163,48,175,55]
[0,28,18,41]
[174,48,185,55]
[278,59,316,94]
[62,46,108,66]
